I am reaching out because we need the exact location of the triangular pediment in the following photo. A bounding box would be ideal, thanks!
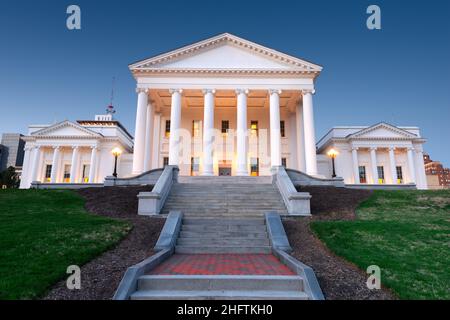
[130,33,322,75]
[32,120,102,138]
[348,123,417,139]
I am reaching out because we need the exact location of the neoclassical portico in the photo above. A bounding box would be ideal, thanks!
[316,123,428,189]
[131,87,319,176]
[129,33,323,177]
[19,115,134,188]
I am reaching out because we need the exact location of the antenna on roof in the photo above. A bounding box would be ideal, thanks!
[106,76,116,117]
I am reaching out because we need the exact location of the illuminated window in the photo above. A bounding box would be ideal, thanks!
[192,120,201,137]
[221,120,229,135]
[45,164,52,182]
[282,158,287,167]
[82,164,90,183]
[359,166,367,183]
[396,166,403,184]
[63,164,71,183]
[377,166,385,184]
[191,157,200,176]
[165,120,171,138]
[250,121,258,137]
[280,121,285,137]
[250,158,259,176]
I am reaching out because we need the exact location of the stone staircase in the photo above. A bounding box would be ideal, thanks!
[161,177,288,217]
[176,217,271,254]
[124,176,313,300]
[130,275,308,300]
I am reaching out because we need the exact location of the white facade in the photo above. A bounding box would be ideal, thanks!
[19,114,133,188]
[316,123,428,189]
[19,33,429,189]
[129,33,322,177]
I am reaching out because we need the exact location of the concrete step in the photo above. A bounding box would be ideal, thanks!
[130,289,308,300]
[181,225,267,232]
[164,207,287,212]
[177,238,270,246]
[177,177,273,184]
[137,275,303,291]
[179,231,268,238]
[175,245,272,254]
[182,218,265,225]
[167,194,282,201]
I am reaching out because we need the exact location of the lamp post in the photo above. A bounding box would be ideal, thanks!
[111,147,122,178]
[327,148,338,178]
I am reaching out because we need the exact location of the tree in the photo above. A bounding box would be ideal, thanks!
[0,166,20,189]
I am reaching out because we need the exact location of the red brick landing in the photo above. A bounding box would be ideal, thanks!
[149,254,295,276]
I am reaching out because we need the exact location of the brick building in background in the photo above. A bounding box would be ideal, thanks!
[423,153,450,189]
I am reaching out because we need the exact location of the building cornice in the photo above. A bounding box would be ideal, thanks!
[129,33,322,78]
[131,68,319,77]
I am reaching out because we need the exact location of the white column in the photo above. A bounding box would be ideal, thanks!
[88,146,98,183]
[132,88,148,174]
[389,147,398,184]
[302,90,318,176]
[30,146,41,183]
[152,113,161,168]
[295,103,306,172]
[415,149,427,189]
[351,147,360,184]
[143,102,154,172]
[168,89,182,166]
[69,146,80,183]
[269,89,282,167]
[370,147,379,184]
[50,146,60,183]
[20,147,32,188]
[202,89,215,175]
[236,89,248,175]
[407,147,416,183]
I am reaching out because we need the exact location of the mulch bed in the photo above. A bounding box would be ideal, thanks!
[285,186,395,300]
[45,186,165,300]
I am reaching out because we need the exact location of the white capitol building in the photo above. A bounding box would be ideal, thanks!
[19,33,428,190]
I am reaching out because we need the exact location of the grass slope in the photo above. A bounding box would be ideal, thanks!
[311,190,450,299]
[0,189,131,299]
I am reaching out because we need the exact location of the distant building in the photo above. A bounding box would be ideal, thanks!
[423,153,450,189]
[0,133,25,173]
[19,113,133,189]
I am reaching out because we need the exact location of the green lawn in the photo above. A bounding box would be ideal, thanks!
[311,190,450,299]
[0,189,131,299]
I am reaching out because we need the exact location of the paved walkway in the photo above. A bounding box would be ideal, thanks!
[149,254,295,275]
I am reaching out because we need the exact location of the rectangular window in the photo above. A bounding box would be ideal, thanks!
[221,120,229,135]
[45,164,52,182]
[250,121,258,137]
[396,166,403,184]
[377,166,385,184]
[82,164,90,183]
[282,158,287,168]
[165,120,171,138]
[63,164,71,183]
[163,157,169,167]
[280,121,285,137]
[359,166,367,184]
[250,157,259,176]
[192,120,201,138]
[191,157,200,176]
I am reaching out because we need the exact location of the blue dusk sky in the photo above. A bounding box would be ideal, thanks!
[0,0,449,166]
